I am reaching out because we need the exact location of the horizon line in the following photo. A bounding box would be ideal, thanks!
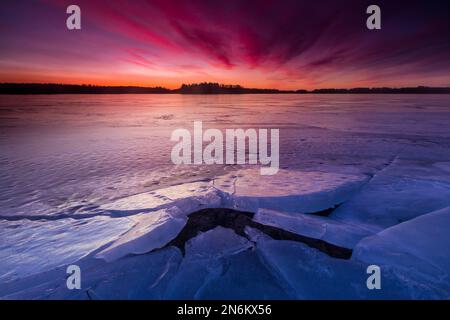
[1,82,450,94]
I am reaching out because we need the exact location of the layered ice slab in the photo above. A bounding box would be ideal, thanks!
[96,208,187,262]
[0,247,183,300]
[254,209,372,248]
[100,181,223,215]
[0,168,370,290]
[99,169,369,215]
[94,169,369,260]
[332,159,450,230]
[255,238,446,299]
[164,226,253,299]
[352,206,450,293]
[0,216,134,282]
[215,168,369,213]
[163,227,292,299]
[6,166,449,299]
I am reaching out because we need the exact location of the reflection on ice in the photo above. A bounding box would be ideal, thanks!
[1,94,450,299]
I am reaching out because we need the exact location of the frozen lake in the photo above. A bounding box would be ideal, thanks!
[1,94,450,299]
[1,94,450,218]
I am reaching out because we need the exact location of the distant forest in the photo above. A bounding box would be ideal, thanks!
[1,82,449,94]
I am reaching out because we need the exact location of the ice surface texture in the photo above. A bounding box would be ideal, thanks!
[1,166,450,299]
[2,95,450,299]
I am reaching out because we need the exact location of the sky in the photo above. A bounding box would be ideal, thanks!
[0,0,449,90]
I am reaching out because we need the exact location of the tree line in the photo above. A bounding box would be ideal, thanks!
[1,83,449,94]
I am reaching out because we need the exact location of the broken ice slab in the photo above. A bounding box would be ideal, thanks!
[100,181,222,215]
[0,216,134,282]
[352,206,450,292]
[96,207,187,262]
[215,168,369,213]
[254,208,372,248]
[100,168,368,216]
[0,167,369,283]
[256,239,367,299]
[1,247,182,300]
[163,227,254,299]
[256,239,447,299]
[85,247,182,299]
[192,249,293,299]
[332,159,450,230]
[184,226,253,259]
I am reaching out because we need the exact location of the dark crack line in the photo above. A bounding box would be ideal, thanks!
[367,154,400,184]
[164,208,352,259]
[305,203,341,216]
[0,213,109,221]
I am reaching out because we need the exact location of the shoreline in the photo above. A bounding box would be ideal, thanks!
[1,83,450,95]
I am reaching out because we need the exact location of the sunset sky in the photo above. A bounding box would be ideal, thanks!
[0,0,449,90]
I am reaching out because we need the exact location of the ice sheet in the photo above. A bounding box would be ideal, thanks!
[0,216,134,282]
[254,208,372,248]
[332,159,450,230]
[163,227,253,299]
[256,239,447,299]
[96,207,187,262]
[352,206,450,289]
[215,168,369,213]
[100,181,222,215]
[2,92,450,300]
[1,247,182,300]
